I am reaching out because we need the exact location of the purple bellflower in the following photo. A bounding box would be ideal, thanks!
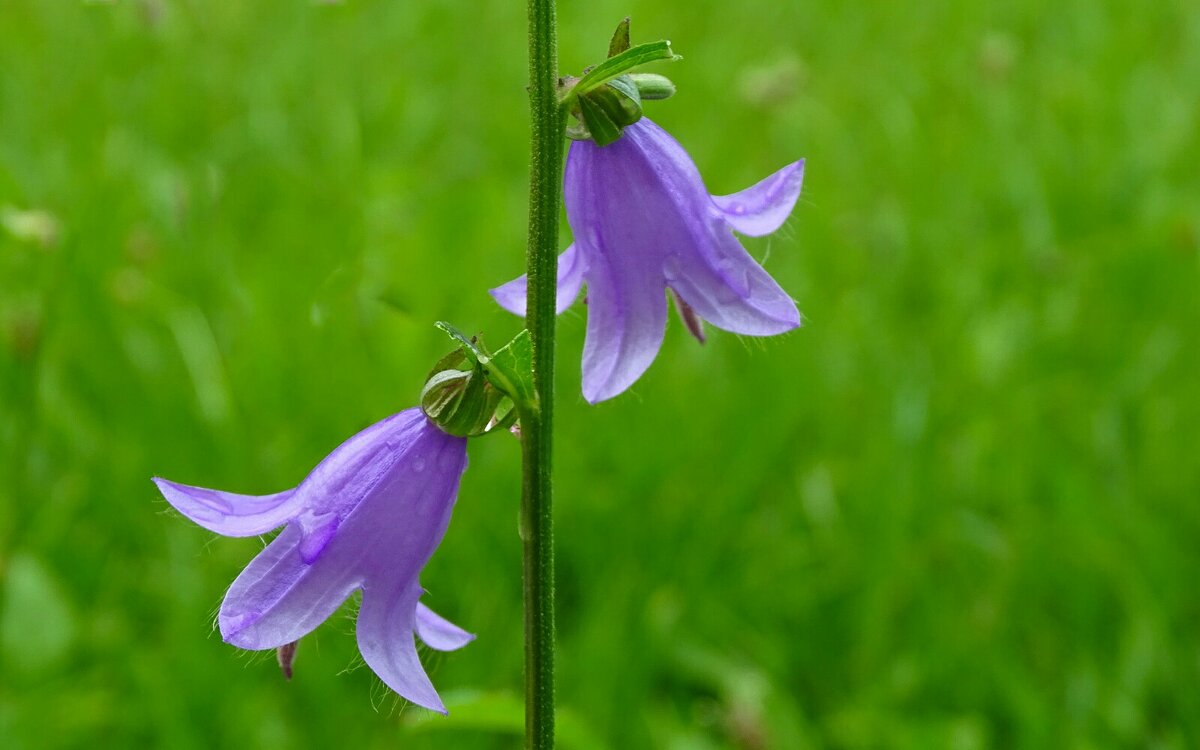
[491,117,805,403]
[153,407,472,714]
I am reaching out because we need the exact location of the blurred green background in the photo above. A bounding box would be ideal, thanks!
[2,1,1198,748]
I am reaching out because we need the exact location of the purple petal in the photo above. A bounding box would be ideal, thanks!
[335,414,468,591]
[220,410,469,655]
[415,602,475,651]
[219,524,360,649]
[489,243,586,317]
[711,160,805,237]
[153,477,301,537]
[346,417,466,710]
[585,118,799,338]
[664,224,801,336]
[156,410,423,547]
[357,583,446,713]
[579,254,668,403]
[288,410,428,562]
[567,124,688,403]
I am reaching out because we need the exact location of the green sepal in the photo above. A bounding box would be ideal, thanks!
[575,75,643,145]
[607,17,631,58]
[576,94,622,147]
[602,75,643,125]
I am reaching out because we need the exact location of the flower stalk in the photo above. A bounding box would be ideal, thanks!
[523,0,564,745]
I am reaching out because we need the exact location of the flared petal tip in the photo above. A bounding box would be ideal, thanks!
[581,387,609,406]
[423,627,476,652]
[152,476,226,524]
[152,475,298,538]
[491,245,586,318]
[752,304,802,336]
[218,608,263,648]
[713,159,806,237]
[581,334,668,403]
[581,369,643,405]
[415,602,477,652]
[152,476,188,500]
[425,698,450,716]
[489,278,528,317]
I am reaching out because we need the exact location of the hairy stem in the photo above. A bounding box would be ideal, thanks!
[522,0,563,746]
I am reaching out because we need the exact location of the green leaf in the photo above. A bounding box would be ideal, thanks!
[565,40,680,105]
[607,17,631,58]
[488,329,535,410]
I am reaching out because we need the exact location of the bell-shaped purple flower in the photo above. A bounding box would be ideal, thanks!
[492,117,804,403]
[153,407,472,714]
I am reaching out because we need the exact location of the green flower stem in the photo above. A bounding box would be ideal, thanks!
[522,0,564,746]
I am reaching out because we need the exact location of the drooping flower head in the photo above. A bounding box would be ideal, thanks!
[492,117,804,403]
[154,407,472,714]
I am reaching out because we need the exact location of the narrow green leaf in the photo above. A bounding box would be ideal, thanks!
[566,40,679,104]
[435,321,486,363]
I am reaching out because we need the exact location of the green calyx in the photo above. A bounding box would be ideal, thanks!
[561,18,680,147]
[420,323,535,438]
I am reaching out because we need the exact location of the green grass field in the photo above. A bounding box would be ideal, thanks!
[2,1,1198,748]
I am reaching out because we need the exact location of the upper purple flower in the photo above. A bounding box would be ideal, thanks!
[491,117,804,403]
[153,407,472,714]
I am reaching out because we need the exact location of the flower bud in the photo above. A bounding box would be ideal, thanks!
[628,73,676,101]
[420,328,527,438]
[421,364,505,438]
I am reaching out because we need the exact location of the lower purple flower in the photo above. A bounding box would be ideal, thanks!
[491,117,805,403]
[153,407,472,714]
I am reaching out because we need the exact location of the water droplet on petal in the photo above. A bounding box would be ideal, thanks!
[662,255,682,283]
[717,256,751,296]
[222,610,260,635]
